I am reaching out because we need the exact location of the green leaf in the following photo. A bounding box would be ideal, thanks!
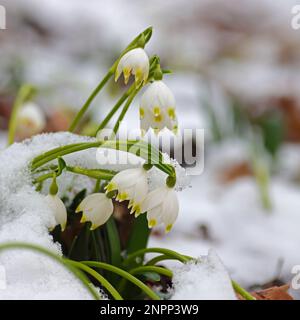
[260,112,284,157]
[68,223,91,261]
[125,214,150,268]
[106,217,121,267]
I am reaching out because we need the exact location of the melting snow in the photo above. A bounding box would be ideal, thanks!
[0,132,188,299]
[170,250,236,300]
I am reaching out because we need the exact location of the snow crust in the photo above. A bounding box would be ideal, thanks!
[0,132,187,299]
[171,250,236,300]
[0,133,97,299]
[150,139,300,294]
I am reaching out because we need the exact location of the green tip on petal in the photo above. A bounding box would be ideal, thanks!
[90,224,99,231]
[172,125,178,135]
[105,182,117,193]
[165,224,173,233]
[135,68,144,85]
[80,214,87,224]
[134,211,142,218]
[148,219,157,228]
[117,192,128,201]
[115,70,120,82]
[130,203,141,216]
[123,67,131,84]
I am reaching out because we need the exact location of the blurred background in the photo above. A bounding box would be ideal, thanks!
[1,0,300,297]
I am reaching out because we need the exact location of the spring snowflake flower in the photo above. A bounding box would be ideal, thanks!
[115,48,149,85]
[76,193,114,230]
[17,102,46,135]
[139,80,177,135]
[45,194,67,231]
[105,167,148,216]
[141,186,179,232]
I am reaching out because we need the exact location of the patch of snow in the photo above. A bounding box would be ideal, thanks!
[170,250,236,300]
[150,138,300,293]
[0,132,186,299]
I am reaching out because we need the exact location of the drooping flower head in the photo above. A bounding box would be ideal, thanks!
[76,193,114,230]
[139,80,177,135]
[141,185,179,233]
[115,48,149,85]
[105,167,148,217]
[45,194,67,231]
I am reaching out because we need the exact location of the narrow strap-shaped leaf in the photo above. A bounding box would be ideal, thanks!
[106,217,121,267]
[69,261,123,300]
[0,242,100,300]
[81,261,160,300]
[125,214,150,268]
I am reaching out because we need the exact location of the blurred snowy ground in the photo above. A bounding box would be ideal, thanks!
[150,140,300,295]
[1,0,300,296]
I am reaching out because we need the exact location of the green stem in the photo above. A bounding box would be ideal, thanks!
[31,140,175,177]
[118,265,172,292]
[146,254,177,266]
[69,260,123,300]
[81,261,160,300]
[130,265,173,278]
[33,166,116,184]
[69,69,114,132]
[69,26,153,133]
[112,86,141,135]
[32,142,102,170]
[7,84,35,146]
[232,280,256,300]
[0,242,100,300]
[33,172,53,184]
[94,84,135,137]
[93,178,101,192]
[123,247,189,266]
[66,166,116,180]
[32,143,84,164]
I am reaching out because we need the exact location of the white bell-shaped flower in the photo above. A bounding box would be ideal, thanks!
[45,194,67,231]
[76,193,114,230]
[106,167,148,216]
[141,186,179,233]
[115,48,149,85]
[17,102,46,136]
[139,80,177,135]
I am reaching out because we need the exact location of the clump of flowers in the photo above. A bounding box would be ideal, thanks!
[0,27,254,301]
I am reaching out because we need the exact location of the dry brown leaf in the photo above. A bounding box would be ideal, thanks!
[238,284,293,300]
[219,161,252,184]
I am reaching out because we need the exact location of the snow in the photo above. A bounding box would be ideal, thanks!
[0,132,187,299]
[150,139,300,297]
[0,133,98,299]
[171,250,236,300]
[1,0,300,299]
